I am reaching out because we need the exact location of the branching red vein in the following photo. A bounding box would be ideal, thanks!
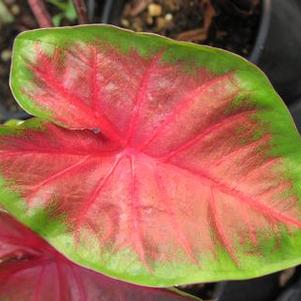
[75,157,122,231]
[26,156,91,202]
[138,73,235,151]
[155,170,199,265]
[33,65,96,118]
[209,186,238,264]
[126,53,162,144]
[31,63,124,146]
[161,110,256,161]
[169,162,301,228]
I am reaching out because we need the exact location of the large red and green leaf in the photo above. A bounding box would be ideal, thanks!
[0,210,199,301]
[1,25,301,286]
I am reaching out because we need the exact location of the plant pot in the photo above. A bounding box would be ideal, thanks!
[250,0,301,104]
[101,0,301,105]
[214,272,282,301]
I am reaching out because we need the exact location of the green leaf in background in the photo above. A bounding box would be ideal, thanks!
[47,0,77,26]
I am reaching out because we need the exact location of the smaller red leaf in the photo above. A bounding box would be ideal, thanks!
[0,211,199,301]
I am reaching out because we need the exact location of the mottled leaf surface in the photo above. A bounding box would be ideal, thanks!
[0,211,199,301]
[2,25,301,286]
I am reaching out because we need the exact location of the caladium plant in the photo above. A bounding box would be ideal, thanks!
[0,210,199,300]
[0,25,301,288]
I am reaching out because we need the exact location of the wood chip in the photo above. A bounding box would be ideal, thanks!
[176,0,216,42]
[202,0,216,34]
[177,28,207,42]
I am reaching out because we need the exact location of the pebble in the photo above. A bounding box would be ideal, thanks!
[121,18,130,27]
[148,4,162,17]
[165,13,173,21]
[1,49,12,62]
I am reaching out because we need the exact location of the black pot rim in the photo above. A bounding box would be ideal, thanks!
[248,0,272,63]
[101,0,114,23]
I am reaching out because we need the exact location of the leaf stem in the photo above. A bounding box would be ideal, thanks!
[27,0,53,28]
[72,0,88,24]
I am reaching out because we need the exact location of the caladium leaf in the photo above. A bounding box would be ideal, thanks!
[2,25,301,286]
[0,211,200,301]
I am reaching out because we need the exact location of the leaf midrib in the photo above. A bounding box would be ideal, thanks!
[4,127,300,232]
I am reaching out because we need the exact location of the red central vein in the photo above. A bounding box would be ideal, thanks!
[128,155,150,271]
[168,162,301,228]
[138,73,235,151]
[126,53,162,145]
[26,156,91,202]
[32,63,125,146]
[75,157,122,232]
[161,110,256,161]
[209,186,238,264]
[155,170,199,265]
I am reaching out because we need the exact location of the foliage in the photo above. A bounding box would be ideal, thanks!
[0,25,301,288]
[0,210,199,300]
[47,0,77,26]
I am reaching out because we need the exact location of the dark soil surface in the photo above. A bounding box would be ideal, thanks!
[0,0,37,121]
[119,0,261,57]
